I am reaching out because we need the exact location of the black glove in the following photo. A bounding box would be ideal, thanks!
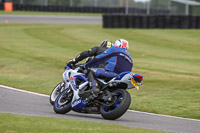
[68,60,76,68]
[68,60,75,65]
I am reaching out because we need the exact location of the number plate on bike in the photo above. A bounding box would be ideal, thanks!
[131,78,139,90]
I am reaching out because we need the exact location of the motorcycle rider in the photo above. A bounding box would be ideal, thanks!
[81,39,133,93]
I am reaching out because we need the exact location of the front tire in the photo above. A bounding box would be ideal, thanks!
[100,89,131,120]
[50,81,65,105]
[53,89,73,114]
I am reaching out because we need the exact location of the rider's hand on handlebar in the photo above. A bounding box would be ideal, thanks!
[67,60,76,69]
[68,60,75,66]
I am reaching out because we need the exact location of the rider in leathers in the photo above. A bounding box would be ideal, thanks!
[82,39,133,93]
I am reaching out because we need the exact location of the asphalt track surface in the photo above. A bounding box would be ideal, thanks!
[0,14,101,24]
[0,85,200,133]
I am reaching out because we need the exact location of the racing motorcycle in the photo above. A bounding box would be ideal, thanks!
[52,64,143,120]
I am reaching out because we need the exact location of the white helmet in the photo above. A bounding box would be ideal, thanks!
[114,39,129,49]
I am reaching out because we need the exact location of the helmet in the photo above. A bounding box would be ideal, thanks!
[100,40,113,48]
[114,39,129,49]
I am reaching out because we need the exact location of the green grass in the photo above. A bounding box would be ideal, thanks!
[0,23,200,120]
[0,113,167,133]
[0,11,102,16]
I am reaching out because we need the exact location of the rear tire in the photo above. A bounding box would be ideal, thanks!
[53,89,73,114]
[100,89,131,120]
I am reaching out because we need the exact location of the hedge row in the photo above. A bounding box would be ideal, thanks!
[103,14,200,29]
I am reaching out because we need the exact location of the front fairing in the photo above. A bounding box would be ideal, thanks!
[63,67,89,110]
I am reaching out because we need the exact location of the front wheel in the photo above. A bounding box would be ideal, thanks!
[53,88,73,114]
[49,81,65,105]
[100,89,131,120]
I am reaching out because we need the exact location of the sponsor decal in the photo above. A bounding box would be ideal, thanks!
[70,77,75,80]
[119,53,132,63]
[72,99,81,107]
[122,41,127,48]
[107,42,112,48]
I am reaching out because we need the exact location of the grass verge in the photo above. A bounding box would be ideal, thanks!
[0,113,168,133]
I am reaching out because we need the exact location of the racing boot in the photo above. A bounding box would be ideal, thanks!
[90,80,100,95]
[78,80,99,97]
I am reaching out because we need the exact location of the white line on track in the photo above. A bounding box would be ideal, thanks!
[0,84,49,97]
[1,84,200,122]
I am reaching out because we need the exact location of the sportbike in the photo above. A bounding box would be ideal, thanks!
[51,64,143,120]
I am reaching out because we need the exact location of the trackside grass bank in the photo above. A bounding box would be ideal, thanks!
[0,113,167,133]
[0,24,199,119]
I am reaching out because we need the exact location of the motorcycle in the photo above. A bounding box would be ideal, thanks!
[53,64,143,120]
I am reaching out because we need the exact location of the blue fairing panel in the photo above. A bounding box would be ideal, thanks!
[71,98,88,109]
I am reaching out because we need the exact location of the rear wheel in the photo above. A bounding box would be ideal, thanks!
[100,89,131,120]
[49,81,65,105]
[53,88,73,114]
